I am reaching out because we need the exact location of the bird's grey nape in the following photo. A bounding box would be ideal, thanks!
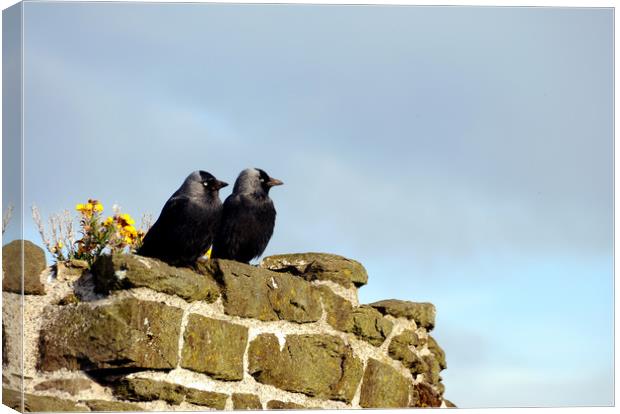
[178,170,210,198]
[232,168,262,194]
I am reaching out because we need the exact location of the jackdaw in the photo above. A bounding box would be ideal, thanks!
[138,170,228,267]
[212,168,283,263]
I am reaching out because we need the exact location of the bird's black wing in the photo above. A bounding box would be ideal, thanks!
[138,196,205,265]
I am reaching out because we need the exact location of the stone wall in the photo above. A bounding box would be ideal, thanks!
[2,241,455,411]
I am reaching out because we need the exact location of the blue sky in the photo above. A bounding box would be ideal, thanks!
[3,2,614,407]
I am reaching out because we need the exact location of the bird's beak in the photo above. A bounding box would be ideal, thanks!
[214,180,228,190]
[267,178,284,187]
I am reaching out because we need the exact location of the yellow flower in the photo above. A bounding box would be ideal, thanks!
[123,225,138,237]
[94,203,104,212]
[57,241,63,249]
[75,203,85,211]
[120,213,135,226]
[123,236,132,245]
[103,216,114,226]
[85,203,93,211]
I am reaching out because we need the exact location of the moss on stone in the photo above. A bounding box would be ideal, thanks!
[358,359,412,408]
[369,299,436,330]
[84,399,144,411]
[266,400,306,409]
[39,298,183,371]
[232,393,262,410]
[2,388,86,412]
[350,306,393,347]
[387,329,419,368]
[180,314,248,380]
[317,286,354,332]
[427,335,447,369]
[260,253,368,288]
[184,388,228,409]
[206,259,322,323]
[248,333,363,402]
[114,378,227,409]
[91,253,220,303]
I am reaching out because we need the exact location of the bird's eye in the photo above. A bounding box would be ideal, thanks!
[203,182,209,186]
[260,178,265,183]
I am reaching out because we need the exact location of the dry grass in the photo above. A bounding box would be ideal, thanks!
[31,205,76,260]
[2,204,14,235]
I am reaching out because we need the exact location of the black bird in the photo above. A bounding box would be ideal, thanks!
[138,170,228,267]
[212,168,283,264]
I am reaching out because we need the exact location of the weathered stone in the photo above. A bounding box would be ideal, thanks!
[266,400,305,409]
[412,382,442,408]
[388,330,416,366]
[436,380,446,395]
[205,259,322,323]
[427,335,447,369]
[359,359,411,408]
[387,329,428,375]
[114,378,186,404]
[350,306,393,347]
[56,293,80,306]
[84,399,144,411]
[248,333,363,402]
[232,393,262,410]
[317,286,353,332]
[114,378,226,408]
[39,298,183,371]
[92,253,220,303]
[34,378,92,395]
[260,253,368,288]
[181,314,247,380]
[2,240,46,295]
[422,355,441,384]
[55,260,88,281]
[185,388,228,409]
[444,399,457,408]
[2,388,85,412]
[369,299,436,330]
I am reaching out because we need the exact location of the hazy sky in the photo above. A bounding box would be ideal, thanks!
[3,2,614,407]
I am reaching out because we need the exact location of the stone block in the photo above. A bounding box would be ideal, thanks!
[92,254,220,303]
[412,382,442,408]
[2,240,46,295]
[114,378,227,409]
[232,393,262,410]
[359,359,411,408]
[2,388,85,412]
[84,400,144,411]
[248,333,363,402]
[427,335,447,369]
[180,314,248,380]
[266,400,305,409]
[369,299,435,330]
[205,259,322,323]
[350,306,393,347]
[39,298,183,371]
[260,253,368,287]
[317,286,353,332]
